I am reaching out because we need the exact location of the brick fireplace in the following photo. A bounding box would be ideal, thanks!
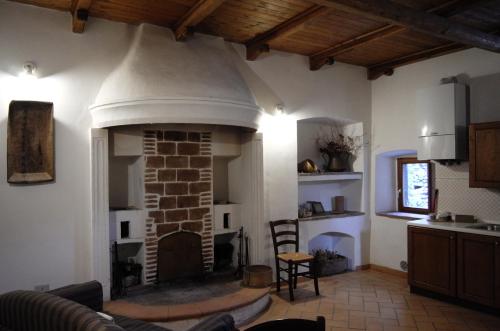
[143,130,213,284]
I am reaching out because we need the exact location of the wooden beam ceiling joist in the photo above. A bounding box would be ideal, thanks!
[368,25,499,80]
[71,0,93,33]
[245,5,329,61]
[367,43,468,80]
[309,0,479,70]
[174,0,225,41]
[309,25,404,70]
[308,0,500,53]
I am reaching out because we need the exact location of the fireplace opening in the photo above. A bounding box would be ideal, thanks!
[213,232,237,274]
[214,242,234,271]
[157,232,203,282]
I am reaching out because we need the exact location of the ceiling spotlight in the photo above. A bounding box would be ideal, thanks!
[20,62,37,79]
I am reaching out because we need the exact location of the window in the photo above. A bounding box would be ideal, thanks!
[397,157,432,214]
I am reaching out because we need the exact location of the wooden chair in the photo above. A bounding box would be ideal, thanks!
[246,316,325,331]
[269,219,319,301]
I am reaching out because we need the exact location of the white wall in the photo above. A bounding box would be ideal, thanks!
[0,1,372,293]
[370,49,500,271]
[231,40,373,268]
[0,1,132,293]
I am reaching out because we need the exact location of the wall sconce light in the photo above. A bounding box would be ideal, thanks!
[274,103,285,115]
[20,62,37,79]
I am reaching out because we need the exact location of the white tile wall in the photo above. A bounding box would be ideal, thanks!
[434,162,500,221]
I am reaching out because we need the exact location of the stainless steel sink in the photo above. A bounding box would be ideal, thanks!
[466,223,500,232]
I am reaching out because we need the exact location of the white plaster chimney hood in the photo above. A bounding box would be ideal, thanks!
[90,24,262,130]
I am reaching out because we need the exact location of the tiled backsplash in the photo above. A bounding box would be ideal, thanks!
[435,162,500,221]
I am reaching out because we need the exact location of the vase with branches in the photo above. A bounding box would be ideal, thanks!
[317,125,363,172]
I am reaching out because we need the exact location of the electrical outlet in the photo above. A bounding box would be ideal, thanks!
[34,284,50,292]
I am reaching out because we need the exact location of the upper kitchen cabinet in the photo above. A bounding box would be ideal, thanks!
[469,122,500,188]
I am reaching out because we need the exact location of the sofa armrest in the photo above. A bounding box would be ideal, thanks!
[48,280,103,311]
[0,290,122,331]
[186,314,237,331]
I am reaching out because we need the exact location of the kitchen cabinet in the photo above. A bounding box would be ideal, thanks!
[409,225,500,310]
[469,121,500,188]
[496,241,500,309]
[408,226,456,296]
[457,233,499,307]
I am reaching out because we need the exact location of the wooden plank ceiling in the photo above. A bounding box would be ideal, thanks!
[7,0,500,79]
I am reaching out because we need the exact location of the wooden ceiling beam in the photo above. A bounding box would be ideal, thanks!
[309,0,477,70]
[310,25,404,70]
[174,0,225,41]
[367,43,469,80]
[308,0,500,53]
[368,25,499,80]
[245,5,329,61]
[71,0,93,33]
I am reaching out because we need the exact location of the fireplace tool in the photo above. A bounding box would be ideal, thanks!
[235,226,249,278]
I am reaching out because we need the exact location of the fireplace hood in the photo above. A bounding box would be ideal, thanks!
[90,24,262,130]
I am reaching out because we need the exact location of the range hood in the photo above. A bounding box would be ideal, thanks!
[416,82,468,162]
[89,24,262,130]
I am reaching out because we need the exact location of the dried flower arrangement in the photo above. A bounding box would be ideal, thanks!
[312,249,342,261]
[312,249,348,276]
[316,125,363,172]
[317,125,363,156]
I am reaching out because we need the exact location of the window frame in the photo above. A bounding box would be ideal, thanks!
[397,157,432,214]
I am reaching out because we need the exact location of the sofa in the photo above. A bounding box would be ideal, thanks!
[0,281,236,331]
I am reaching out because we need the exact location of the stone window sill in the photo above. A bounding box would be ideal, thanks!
[376,211,430,221]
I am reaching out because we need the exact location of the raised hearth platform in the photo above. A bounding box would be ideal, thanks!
[104,285,270,323]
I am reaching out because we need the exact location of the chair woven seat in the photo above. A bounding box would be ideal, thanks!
[277,252,314,263]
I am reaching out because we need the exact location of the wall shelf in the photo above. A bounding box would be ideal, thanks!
[213,228,239,235]
[112,238,144,245]
[298,172,362,183]
[299,211,365,222]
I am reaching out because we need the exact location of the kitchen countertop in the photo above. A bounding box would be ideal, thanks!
[407,219,500,237]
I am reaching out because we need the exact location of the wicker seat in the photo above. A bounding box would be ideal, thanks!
[269,219,319,301]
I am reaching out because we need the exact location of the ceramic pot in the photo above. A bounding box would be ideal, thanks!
[322,151,355,172]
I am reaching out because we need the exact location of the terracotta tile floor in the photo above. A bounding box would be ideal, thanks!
[240,270,500,331]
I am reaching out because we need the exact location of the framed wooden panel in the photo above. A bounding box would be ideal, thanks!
[7,101,54,184]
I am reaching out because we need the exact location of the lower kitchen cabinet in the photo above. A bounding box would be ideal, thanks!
[496,242,500,309]
[409,226,500,310]
[457,233,498,307]
[408,226,456,296]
